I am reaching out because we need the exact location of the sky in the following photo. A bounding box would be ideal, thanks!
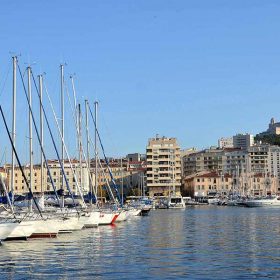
[0,0,280,162]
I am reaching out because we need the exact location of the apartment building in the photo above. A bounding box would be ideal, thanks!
[222,149,249,175]
[5,160,91,195]
[218,137,233,148]
[5,164,47,194]
[182,147,224,177]
[182,171,278,198]
[182,171,233,197]
[146,136,181,197]
[233,133,254,150]
[46,159,90,195]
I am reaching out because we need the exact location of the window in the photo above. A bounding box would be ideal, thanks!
[197,178,200,182]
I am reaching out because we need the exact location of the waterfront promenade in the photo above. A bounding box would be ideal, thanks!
[1,207,280,279]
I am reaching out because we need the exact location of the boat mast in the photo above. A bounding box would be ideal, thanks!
[85,100,92,204]
[78,103,83,195]
[60,64,64,193]
[121,157,123,205]
[11,56,17,202]
[94,101,98,201]
[38,74,44,193]
[27,66,33,206]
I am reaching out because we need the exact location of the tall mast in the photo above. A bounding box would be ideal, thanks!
[94,101,98,199]
[85,100,91,204]
[11,56,17,201]
[60,64,64,192]
[121,157,123,206]
[38,74,44,193]
[78,104,83,195]
[27,66,33,194]
[70,75,79,156]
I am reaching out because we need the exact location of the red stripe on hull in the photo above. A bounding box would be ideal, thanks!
[111,214,119,224]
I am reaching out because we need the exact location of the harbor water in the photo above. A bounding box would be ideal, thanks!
[1,207,280,279]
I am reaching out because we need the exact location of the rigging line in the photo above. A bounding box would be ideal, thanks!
[100,112,120,157]
[29,71,79,212]
[63,79,99,204]
[89,137,116,204]
[0,147,7,166]
[16,64,63,212]
[97,156,115,203]
[42,79,87,208]
[0,105,44,218]
[88,104,122,205]
[0,62,12,98]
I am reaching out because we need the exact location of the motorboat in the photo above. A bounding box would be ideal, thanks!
[168,196,186,209]
[244,196,280,207]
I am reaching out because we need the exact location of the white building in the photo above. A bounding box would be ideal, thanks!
[233,134,254,150]
[218,137,233,149]
[146,136,181,197]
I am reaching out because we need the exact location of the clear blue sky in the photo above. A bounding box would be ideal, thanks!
[0,0,280,162]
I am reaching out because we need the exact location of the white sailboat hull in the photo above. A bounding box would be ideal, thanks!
[6,220,35,240]
[30,219,59,238]
[115,210,129,222]
[0,222,18,241]
[98,212,118,225]
[80,211,100,228]
[129,209,142,216]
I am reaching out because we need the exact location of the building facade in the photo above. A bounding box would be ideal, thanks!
[218,137,233,149]
[233,133,254,150]
[259,118,280,136]
[182,147,224,177]
[146,136,181,197]
[182,171,278,198]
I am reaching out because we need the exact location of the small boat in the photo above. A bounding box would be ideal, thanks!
[140,205,152,216]
[128,208,142,216]
[168,196,186,209]
[244,196,280,207]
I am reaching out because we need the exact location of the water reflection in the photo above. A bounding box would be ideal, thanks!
[1,208,280,279]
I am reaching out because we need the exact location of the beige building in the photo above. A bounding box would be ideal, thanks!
[182,147,224,177]
[5,159,91,195]
[183,171,233,198]
[5,164,47,194]
[146,136,181,197]
[182,171,278,198]
[0,167,8,195]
